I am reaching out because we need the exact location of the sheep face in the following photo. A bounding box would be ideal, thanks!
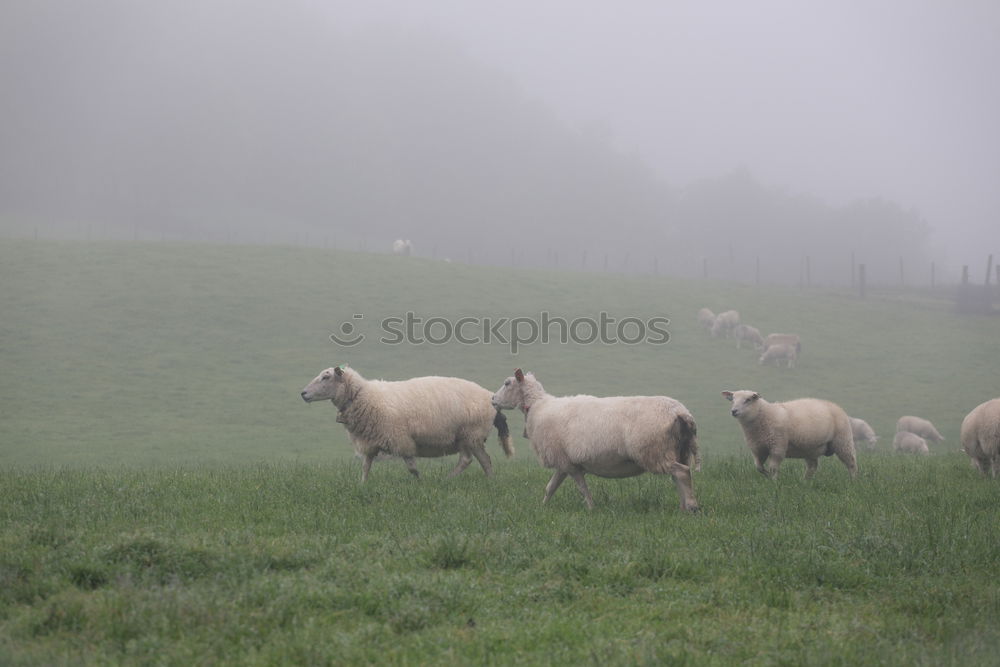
[492,369,526,410]
[722,390,762,420]
[301,366,348,403]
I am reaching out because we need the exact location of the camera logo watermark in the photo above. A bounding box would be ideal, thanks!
[330,312,670,353]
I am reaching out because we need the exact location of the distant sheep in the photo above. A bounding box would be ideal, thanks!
[893,431,929,455]
[301,366,513,481]
[849,417,879,450]
[710,310,740,338]
[759,342,797,368]
[960,398,1000,477]
[733,324,764,350]
[895,416,944,442]
[697,308,716,332]
[492,369,700,511]
[722,390,857,479]
[392,239,413,256]
[763,333,801,354]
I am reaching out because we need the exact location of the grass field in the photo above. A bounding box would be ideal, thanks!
[2,238,999,664]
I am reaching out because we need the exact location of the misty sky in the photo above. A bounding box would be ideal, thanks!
[328,0,1000,262]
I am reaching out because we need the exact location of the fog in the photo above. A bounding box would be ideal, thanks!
[2,0,998,284]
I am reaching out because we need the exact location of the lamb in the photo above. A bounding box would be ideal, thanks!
[895,416,944,442]
[892,431,930,455]
[301,366,513,482]
[759,342,797,368]
[849,417,879,450]
[392,239,412,256]
[697,308,716,332]
[491,369,700,511]
[733,324,765,350]
[763,333,801,354]
[960,398,1000,477]
[710,309,740,338]
[722,390,857,479]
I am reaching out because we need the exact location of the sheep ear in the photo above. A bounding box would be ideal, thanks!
[514,368,524,382]
[721,391,734,401]
[750,392,760,401]
[334,366,344,377]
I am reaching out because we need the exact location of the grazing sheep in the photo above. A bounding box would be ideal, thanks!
[849,417,879,450]
[392,239,412,256]
[301,366,513,482]
[895,416,944,442]
[763,333,801,354]
[710,309,740,338]
[960,398,1000,477]
[759,342,797,368]
[492,369,700,511]
[697,308,716,332]
[893,431,930,455]
[722,390,857,479]
[733,324,765,350]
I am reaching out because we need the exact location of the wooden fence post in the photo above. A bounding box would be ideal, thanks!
[859,264,866,298]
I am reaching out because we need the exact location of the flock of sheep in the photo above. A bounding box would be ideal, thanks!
[698,307,800,368]
[300,348,1000,511]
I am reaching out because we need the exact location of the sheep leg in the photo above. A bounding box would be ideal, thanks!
[542,471,567,504]
[402,456,420,479]
[361,454,374,483]
[568,470,594,510]
[448,453,474,477]
[469,447,494,477]
[804,458,818,479]
[764,453,784,479]
[752,452,769,477]
[668,461,699,512]
[834,444,858,478]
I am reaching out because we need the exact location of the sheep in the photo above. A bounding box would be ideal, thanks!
[722,390,857,479]
[895,415,944,442]
[392,239,412,256]
[892,431,930,455]
[733,324,765,350]
[710,309,740,338]
[849,417,879,450]
[697,308,716,332]
[759,342,797,368]
[301,366,513,482]
[491,368,700,512]
[763,333,801,354]
[960,398,1000,477]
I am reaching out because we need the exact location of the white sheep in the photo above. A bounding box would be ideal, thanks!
[733,324,765,350]
[722,390,857,479]
[759,342,797,368]
[710,309,740,338]
[491,369,700,511]
[960,398,1000,477]
[763,333,801,354]
[849,417,879,451]
[895,415,944,442]
[392,239,412,256]
[892,431,930,455]
[697,308,716,332]
[301,366,513,481]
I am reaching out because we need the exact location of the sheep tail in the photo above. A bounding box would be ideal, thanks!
[494,410,515,458]
[673,412,701,472]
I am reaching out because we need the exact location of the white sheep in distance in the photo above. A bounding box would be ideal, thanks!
[697,308,716,332]
[759,342,797,368]
[763,333,801,354]
[733,324,765,350]
[960,398,1000,477]
[301,366,513,481]
[893,431,930,455]
[722,390,858,479]
[710,309,740,338]
[849,417,879,451]
[491,369,700,511]
[392,239,413,256]
[895,415,944,442]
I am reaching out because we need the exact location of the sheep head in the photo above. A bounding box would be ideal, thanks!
[301,365,350,404]
[722,390,762,419]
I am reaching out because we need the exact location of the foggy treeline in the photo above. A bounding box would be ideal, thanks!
[1,1,936,284]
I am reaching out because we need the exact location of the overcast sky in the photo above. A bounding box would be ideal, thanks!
[323,0,1000,263]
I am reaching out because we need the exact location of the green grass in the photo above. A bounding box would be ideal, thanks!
[2,238,1000,664]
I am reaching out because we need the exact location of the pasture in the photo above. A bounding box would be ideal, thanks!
[2,238,999,664]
